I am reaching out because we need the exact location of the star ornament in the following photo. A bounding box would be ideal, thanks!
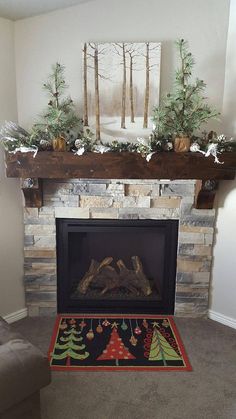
[111,322,120,329]
[151,321,160,328]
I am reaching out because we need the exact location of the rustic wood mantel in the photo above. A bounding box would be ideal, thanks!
[5,151,236,209]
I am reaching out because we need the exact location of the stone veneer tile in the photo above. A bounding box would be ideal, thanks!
[80,196,113,208]
[106,184,125,196]
[33,236,56,248]
[180,225,214,234]
[178,243,212,257]
[205,233,214,245]
[178,232,205,244]
[25,272,57,288]
[25,225,56,235]
[24,208,39,218]
[151,197,181,208]
[177,258,208,272]
[24,217,55,225]
[26,291,57,302]
[90,208,119,219]
[24,249,56,258]
[39,207,55,215]
[119,208,179,219]
[161,183,195,197]
[55,207,89,218]
[125,184,160,197]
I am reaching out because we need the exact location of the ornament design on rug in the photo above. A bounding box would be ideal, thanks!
[129,319,138,346]
[102,319,110,327]
[86,319,95,340]
[162,319,169,328]
[134,319,142,335]
[59,320,68,330]
[111,321,120,329]
[142,319,149,329]
[79,319,87,330]
[121,319,128,331]
[96,319,103,334]
[97,326,135,366]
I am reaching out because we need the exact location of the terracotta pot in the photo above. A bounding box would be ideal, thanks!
[52,136,66,152]
[174,135,191,152]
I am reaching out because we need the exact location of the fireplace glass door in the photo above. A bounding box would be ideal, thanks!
[56,219,178,314]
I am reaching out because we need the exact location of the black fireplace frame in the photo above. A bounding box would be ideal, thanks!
[56,218,178,314]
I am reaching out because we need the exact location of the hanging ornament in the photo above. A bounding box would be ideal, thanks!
[102,319,111,327]
[134,319,142,335]
[96,319,103,334]
[121,319,128,331]
[59,320,68,330]
[162,319,169,328]
[129,335,138,346]
[129,319,138,346]
[142,319,149,329]
[79,319,87,329]
[86,319,94,340]
[86,329,95,340]
[69,318,76,325]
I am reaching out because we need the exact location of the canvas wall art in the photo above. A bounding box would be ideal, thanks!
[82,42,161,142]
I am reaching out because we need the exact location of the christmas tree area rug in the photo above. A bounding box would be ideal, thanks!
[48,315,192,371]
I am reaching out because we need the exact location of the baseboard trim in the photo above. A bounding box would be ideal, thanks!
[208,310,236,330]
[3,308,28,324]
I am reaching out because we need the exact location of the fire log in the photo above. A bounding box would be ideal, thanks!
[77,257,113,294]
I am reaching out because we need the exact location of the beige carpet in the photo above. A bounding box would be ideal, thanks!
[13,317,236,419]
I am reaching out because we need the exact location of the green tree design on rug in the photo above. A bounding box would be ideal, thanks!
[52,326,89,365]
[149,327,182,365]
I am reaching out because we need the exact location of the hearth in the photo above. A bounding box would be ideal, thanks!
[56,219,178,314]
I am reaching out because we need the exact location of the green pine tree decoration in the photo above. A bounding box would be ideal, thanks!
[52,325,89,365]
[148,327,182,365]
[32,62,83,150]
[152,39,219,147]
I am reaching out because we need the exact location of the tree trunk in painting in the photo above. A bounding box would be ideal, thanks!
[83,43,89,127]
[121,43,126,129]
[143,42,150,129]
[129,55,135,123]
[94,44,100,141]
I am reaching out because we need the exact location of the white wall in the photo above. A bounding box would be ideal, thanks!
[210,0,236,324]
[0,17,25,317]
[14,0,230,130]
[1,0,235,321]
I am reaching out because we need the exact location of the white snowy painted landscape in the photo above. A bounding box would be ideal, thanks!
[82,42,161,142]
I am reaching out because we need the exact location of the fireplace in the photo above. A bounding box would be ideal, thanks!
[56,218,178,314]
[23,179,214,317]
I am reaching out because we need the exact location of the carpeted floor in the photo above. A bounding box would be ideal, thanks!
[13,317,236,419]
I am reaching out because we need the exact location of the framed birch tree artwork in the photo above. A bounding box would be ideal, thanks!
[82,42,161,142]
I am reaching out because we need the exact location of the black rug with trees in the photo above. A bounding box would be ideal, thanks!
[48,315,191,371]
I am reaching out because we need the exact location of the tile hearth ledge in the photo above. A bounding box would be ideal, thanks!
[4,151,236,318]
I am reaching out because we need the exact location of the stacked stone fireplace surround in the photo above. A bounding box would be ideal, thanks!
[23,179,215,317]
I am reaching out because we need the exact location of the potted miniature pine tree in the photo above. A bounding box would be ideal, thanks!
[33,63,82,151]
[152,39,219,152]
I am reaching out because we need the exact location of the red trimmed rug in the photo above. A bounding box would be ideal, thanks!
[48,315,191,371]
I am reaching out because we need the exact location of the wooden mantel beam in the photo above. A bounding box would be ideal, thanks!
[5,151,236,209]
[5,151,236,180]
